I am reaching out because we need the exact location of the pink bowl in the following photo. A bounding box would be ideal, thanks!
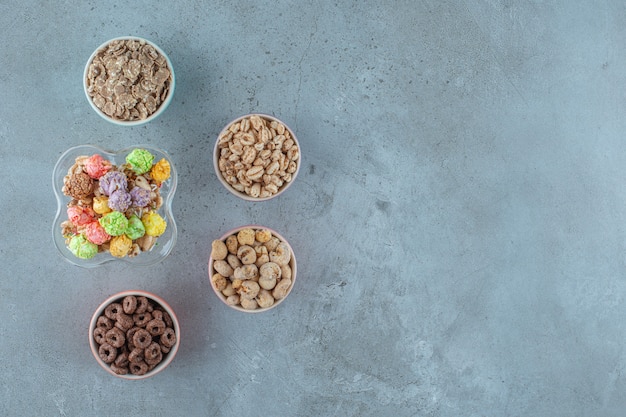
[208,225,297,313]
[89,290,180,379]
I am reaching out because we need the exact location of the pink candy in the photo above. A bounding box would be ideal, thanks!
[67,205,96,226]
[84,222,111,245]
[84,154,111,179]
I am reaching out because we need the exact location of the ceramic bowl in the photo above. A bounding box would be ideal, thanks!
[52,144,177,267]
[208,225,297,312]
[89,290,180,379]
[213,114,301,201]
[84,36,175,126]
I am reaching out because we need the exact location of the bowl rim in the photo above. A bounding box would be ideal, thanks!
[83,36,175,126]
[52,144,178,268]
[213,113,301,202]
[208,224,297,313]
[88,290,180,380]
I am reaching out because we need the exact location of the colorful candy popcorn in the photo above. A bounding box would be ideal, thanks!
[68,235,98,259]
[141,211,167,237]
[99,211,129,236]
[150,158,171,183]
[109,234,133,258]
[84,154,112,179]
[84,222,111,245]
[125,215,146,240]
[60,148,171,260]
[126,149,154,174]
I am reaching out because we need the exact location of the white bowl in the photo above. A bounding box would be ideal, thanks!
[208,225,297,313]
[89,290,180,380]
[83,36,175,126]
[213,114,301,201]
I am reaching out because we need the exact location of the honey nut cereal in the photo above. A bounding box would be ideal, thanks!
[86,39,172,122]
[211,228,293,310]
[93,295,177,376]
[217,115,299,198]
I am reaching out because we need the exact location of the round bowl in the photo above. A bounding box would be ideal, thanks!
[89,290,180,380]
[213,113,301,201]
[52,144,177,268]
[84,36,175,126]
[208,225,297,313]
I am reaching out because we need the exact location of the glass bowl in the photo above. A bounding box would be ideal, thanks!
[52,144,177,267]
[89,290,180,379]
[208,225,297,313]
[213,113,301,201]
[84,36,175,126]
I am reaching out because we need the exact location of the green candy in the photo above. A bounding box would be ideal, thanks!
[99,211,129,236]
[125,215,146,240]
[126,149,154,174]
[68,235,98,259]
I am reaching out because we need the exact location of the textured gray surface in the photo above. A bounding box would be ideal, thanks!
[2,1,626,416]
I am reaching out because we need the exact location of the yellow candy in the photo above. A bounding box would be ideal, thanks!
[109,234,132,258]
[93,196,112,215]
[141,211,167,237]
[150,158,171,183]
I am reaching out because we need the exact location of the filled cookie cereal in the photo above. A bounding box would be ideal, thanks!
[210,227,295,311]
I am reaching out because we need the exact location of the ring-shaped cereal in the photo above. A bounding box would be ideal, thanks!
[146,318,166,336]
[135,296,149,314]
[160,327,176,348]
[110,363,129,375]
[98,343,117,364]
[128,347,145,364]
[93,327,107,345]
[105,327,126,348]
[133,311,152,327]
[132,328,152,349]
[122,295,137,314]
[96,316,113,330]
[104,302,122,320]
[115,312,134,331]
[144,342,161,361]
[130,360,149,376]
[114,351,130,368]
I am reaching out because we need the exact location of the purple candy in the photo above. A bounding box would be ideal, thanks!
[130,186,151,207]
[99,171,128,196]
[108,190,132,212]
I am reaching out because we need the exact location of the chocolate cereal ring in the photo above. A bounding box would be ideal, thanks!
[133,312,152,327]
[98,343,117,364]
[135,296,149,314]
[114,351,129,368]
[162,311,173,328]
[129,360,149,376]
[128,347,145,364]
[110,363,129,375]
[145,350,163,366]
[96,316,113,330]
[104,302,123,320]
[160,344,171,354]
[93,327,107,345]
[126,327,140,349]
[160,327,176,348]
[146,319,166,336]
[122,295,137,314]
[151,309,163,321]
[105,327,126,348]
[115,312,134,331]
[144,342,161,361]
[132,328,152,349]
